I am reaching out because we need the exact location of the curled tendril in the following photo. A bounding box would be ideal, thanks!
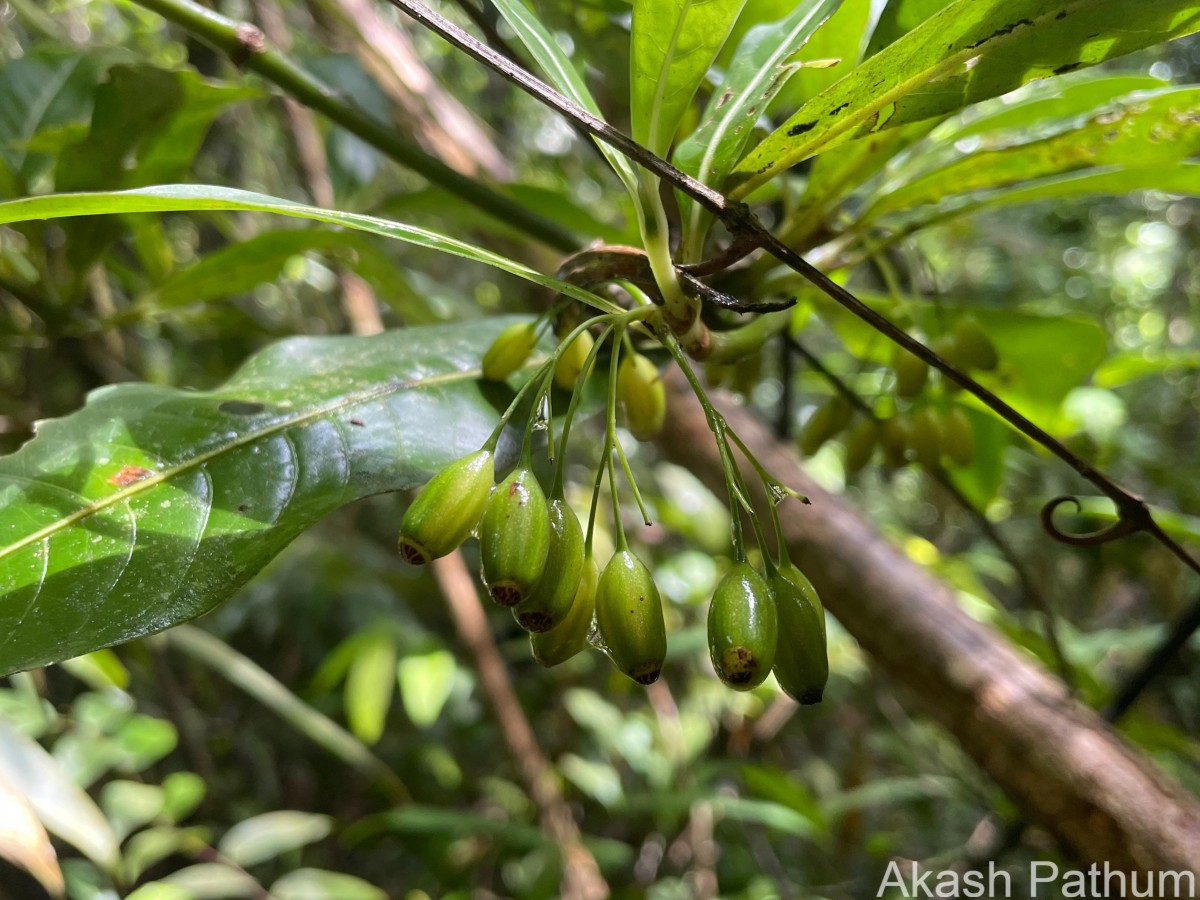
[1040,495,1142,547]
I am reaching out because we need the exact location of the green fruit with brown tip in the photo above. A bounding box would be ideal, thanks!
[843,418,879,475]
[953,318,998,371]
[479,466,551,607]
[800,396,852,457]
[595,550,667,685]
[482,322,538,381]
[892,346,929,399]
[707,563,777,691]
[398,449,495,564]
[617,352,666,441]
[939,407,975,468]
[554,329,595,391]
[909,407,942,469]
[514,498,584,633]
[770,563,828,705]
[531,554,598,668]
[880,417,911,468]
[931,333,969,376]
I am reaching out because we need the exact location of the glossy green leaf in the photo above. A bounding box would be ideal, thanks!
[490,0,640,195]
[728,0,1200,198]
[0,314,527,675]
[272,869,387,900]
[0,717,119,873]
[344,626,397,745]
[122,827,207,884]
[630,0,747,157]
[674,0,841,243]
[217,811,332,867]
[0,185,614,312]
[866,87,1200,220]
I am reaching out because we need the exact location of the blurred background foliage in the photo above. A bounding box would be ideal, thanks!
[1,0,1199,897]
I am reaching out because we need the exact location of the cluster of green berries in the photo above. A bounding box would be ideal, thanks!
[706,558,828,702]
[395,318,828,702]
[800,317,998,474]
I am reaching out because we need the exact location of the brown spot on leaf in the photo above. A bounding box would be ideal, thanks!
[218,400,265,416]
[788,120,817,137]
[349,418,365,426]
[109,465,153,487]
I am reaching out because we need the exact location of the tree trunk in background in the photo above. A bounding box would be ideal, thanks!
[659,372,1200,875]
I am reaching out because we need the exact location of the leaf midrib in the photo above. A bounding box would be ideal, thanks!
[0,366,481,563]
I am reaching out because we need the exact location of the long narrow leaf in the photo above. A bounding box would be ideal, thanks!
[489,0,640,196]
[728,0,1200,198]
[630,0,747,157]
[674,0,841,247]
[0,185,614,312]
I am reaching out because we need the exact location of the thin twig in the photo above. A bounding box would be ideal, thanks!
[430,551,609,900]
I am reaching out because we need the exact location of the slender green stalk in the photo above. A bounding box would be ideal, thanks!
[130,0,576,252]
[160,625,410,804]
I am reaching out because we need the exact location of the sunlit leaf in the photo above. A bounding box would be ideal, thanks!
[344,626,397,745]
[674,0,841,247]
[217,811,332,867]
[0,718,119,873]
[396,649,456,729]
[272,869,387,900]
[728,0,1200,198]
[0,767,63,898]
[630,0,747,157]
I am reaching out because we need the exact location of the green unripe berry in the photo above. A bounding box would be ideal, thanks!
[909,407,943,469]
[892,346,929,399]
[953,318,998,371]
[617,352,667,441]
[595,550,667,685]
[707,563,778,691]
[479,466,551,607]
[704,361,735,389]
[514,498,585,633]
[554,329,595,391]
[531,554,598,668]
[843,418,879,475]
[482,322,538,382]
[770,563,828,705]
[880,417,911,468]
[940,406,975,468]
[398,449,495,564]
[800,395,852,457]
[931,333,969,377]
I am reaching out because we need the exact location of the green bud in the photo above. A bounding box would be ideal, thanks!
[940,406,975,468]
[617,352,666,441]
[770,563,828,705]
[596,550,667,685]
[800,396,851,457]
[707,563,778,691]
[479,466,551,606]
[398,449,494,564]
[553,329,595,391]
[909,407,942,469]
[843,418,879,475]
[514,498,585,633]
[892,346,929,399]
[953,317,998,371]
[482,322,538,382]
[531,554,598,668]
